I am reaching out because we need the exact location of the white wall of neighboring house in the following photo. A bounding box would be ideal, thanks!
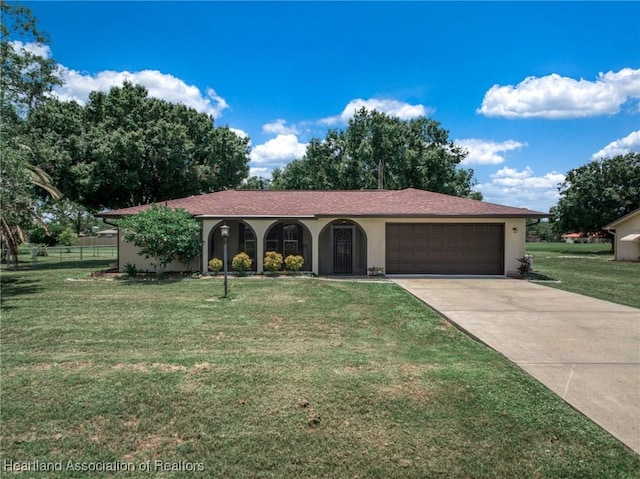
[609,212,640,261]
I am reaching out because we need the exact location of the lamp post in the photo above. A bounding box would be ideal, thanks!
[220,224,230,298]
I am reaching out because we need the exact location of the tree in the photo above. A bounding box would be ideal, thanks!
[0,138,61,265]
[526,219,559,242]
[27,84,251,211]
[239,176,272,190]
[1,1,62,267]
[271,108,480,199]
[119,205,202,274]
[552,153,640,236]
[56,227,77,247]
[1,0,62,113]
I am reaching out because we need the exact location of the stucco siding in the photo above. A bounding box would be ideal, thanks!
[118,231,200,273]
[613,214,640,261]
[122,216,528,276]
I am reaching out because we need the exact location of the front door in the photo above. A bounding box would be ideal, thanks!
[333,227,353,274]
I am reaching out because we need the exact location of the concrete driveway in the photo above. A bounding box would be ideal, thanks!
[391,277,640,454]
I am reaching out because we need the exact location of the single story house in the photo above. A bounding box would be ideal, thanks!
[96,228,118,238]
[561,232,582,244]
[98,188,548,276]
[603,208,640,261]
[561,232,606,244]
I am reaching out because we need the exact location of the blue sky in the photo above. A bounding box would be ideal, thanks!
[22,1,640,213]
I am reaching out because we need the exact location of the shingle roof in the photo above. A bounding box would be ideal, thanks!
[98,188,549,219]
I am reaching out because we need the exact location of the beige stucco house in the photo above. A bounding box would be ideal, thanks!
[603,208,640,261]
[99,188,548,277]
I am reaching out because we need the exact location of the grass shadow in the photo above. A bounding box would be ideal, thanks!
[8,259,116,271]
[0,275,43,305]
[120,273,193,285]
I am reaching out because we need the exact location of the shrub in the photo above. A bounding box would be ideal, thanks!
[284,254,304,272]
[232,252,252,273]
[119,205,202,274]
[57,228,78,247]
[263,251,283,273]
[517,256,532,279]
[208,257,223,274]
[123,262,138,277]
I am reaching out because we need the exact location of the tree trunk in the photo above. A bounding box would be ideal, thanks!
[1,216,20,269]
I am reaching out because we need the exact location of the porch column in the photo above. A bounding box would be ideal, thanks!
[300,219,323,275]
[201,220,217,273]
[244,219,272,275]
[255,236,264,274]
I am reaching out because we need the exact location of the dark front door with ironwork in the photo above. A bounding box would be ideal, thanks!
[333,227,353,274]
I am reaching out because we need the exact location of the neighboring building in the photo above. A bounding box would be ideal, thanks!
[561,232,582,244]
[75,229,118,247]
[96,228,118,237]
[603,208,640,261]
[98,188,548,276]
[561,233,606,244]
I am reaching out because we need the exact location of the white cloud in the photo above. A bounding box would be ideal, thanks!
[263,119,298,135]
[591,130,640,159]
[10,40,53,59]
[249,134,308,170]
[478,68,640,119]
[457,138,527,165]
[475,166,565,213]
[229,128,249,140]
[52,67,229,118]
[248,167,270,177]
[321,98,433,125]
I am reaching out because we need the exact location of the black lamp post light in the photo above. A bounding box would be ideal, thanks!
[220,224,230,298]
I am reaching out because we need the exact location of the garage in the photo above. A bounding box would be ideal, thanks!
[386,223,504,274]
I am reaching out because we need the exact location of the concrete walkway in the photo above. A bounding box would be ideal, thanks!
[391,278,640,454]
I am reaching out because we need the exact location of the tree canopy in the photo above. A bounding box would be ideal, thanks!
[271,108,481,199]
[552,153,640,235]
[27,83,251,211]
[1,0,62,113]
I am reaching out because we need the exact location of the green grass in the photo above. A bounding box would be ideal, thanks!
[526,242,640,308]
[1,261,639,478]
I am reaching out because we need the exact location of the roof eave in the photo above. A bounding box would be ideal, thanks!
[196,214,317,219]
[602,208,640,230]
[315,213,550,219]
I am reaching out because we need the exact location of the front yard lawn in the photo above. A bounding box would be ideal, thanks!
[526,242,640,308]
[1,263,638,478]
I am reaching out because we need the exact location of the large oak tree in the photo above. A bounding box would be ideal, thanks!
[271,108,480,199]
[552,153,640,236]
[28,83,251,211]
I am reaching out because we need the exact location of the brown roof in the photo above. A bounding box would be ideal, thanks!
[98,188,548,219]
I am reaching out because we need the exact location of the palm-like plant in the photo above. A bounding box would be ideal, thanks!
[1,142,61,268]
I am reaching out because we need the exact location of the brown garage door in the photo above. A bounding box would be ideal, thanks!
[386,223,504,274]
